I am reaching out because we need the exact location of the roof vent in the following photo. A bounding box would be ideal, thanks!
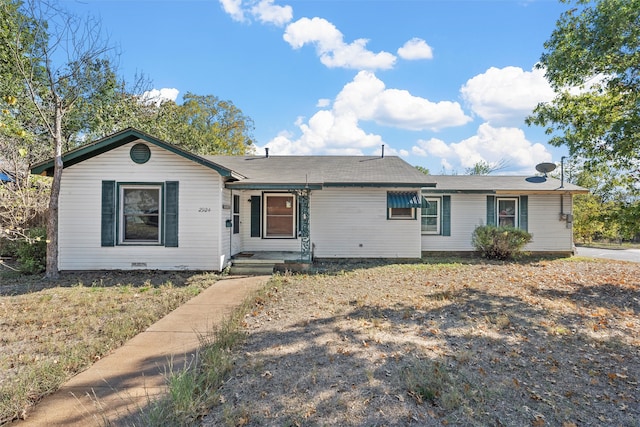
[130,143,151,164]
[381,144,385,158]
[265,147,269,158]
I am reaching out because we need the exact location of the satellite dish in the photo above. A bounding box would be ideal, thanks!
[535,162,557,177]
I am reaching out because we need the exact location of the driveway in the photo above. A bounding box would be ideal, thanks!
[575,246,640,263]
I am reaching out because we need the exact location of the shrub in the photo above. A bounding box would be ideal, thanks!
[471,225,532,260]
[16,227,47,274]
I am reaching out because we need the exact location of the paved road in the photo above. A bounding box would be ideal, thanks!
[576,246,640,263]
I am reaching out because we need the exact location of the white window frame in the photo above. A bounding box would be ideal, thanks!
[263,193,296,238]
[119,184,162,245]
[497,197,518,228]
[421,197,440,235]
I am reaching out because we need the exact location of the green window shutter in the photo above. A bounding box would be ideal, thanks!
[442,195,451,236]
[486,196,496,226]
[519,195,528,232]
[250,196,261,237]
[164,181,179,247]
[101,181,116,246]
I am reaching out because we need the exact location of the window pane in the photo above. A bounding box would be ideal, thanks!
[124,215,159,240]
[266,216,293,235]
[423,199,438,216]
[390,207,413,218]
[266,196,293,214]
[421,217,438,232]
[498,199,516,227]
[123,188,160,242]
[265,195,295,237]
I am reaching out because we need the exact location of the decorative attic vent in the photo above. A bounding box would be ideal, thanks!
[130,143,151,164]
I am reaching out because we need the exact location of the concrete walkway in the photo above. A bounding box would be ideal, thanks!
[16,275,270,427]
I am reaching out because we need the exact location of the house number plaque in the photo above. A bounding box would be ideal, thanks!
[198,207,211,212]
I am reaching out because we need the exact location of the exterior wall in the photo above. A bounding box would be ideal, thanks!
[526,194,574,252]
[311,187,422,258]
[421,193,575,253]
[58,142,223,270]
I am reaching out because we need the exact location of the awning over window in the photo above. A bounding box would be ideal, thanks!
[387,192,421,208]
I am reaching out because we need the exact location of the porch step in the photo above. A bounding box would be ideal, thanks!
[229,263,277,275]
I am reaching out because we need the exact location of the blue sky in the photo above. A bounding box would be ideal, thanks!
[62,0,570,175]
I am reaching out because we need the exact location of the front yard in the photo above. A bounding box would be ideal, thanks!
[203,258,639,426]
[0,270,219,424]
[1,257,638,426]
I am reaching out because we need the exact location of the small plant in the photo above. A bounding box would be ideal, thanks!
[471,225,532,260]
[16,227,47,274]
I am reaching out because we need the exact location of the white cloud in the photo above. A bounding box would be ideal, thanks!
[336,71,471,131]
[397,38,433,60]
[460,66,555,124]
[283,17,396,70]
[139,88,180,106]
[316,98,331,108]
[411,123,552,174]
[262,72,470,156]
[251,0,293,26]
[219,0,245,22]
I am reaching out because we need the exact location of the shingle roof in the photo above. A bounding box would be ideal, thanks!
[424,175,588,193]
[206,155,434,188]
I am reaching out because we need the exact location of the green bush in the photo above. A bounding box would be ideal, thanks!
[471,225,532,260]
[16,227,47,274]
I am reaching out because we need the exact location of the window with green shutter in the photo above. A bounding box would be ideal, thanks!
[420,195,451,236]
[101,181,178,246]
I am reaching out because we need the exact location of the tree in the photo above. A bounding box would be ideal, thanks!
[415,165,430,175]
[465,159,508,175]
[8,0,115,278]
[526,0,640,184]
[140,93,255,155]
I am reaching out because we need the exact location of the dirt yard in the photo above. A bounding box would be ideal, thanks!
[203,258,639,426]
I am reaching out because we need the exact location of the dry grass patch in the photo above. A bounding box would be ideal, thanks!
[0,270,219,424]
[202,258,639,426]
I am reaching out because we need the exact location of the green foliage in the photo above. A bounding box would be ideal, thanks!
[16,226,46,274]
[415,165,430,175]
[471,225,533,260]
[527,0,640,183]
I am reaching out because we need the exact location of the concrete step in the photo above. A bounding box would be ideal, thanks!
[229,264,276,275]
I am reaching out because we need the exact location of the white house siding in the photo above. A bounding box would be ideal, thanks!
[58,141,223,270]
[310,187,422,258]
[421,193,575,253]
[526,194,574,252]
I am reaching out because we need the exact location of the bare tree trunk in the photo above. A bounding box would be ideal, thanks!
[45,106,63,279]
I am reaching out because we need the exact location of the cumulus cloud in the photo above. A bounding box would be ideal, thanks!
[397,38,433,60]
[316,98,331,108]
[140,88,180,106]
[460,66,555,124]
[283,17,396,70]
[411,123,552,174]
[218,0,292,26]
[219,0,245,22]
[335,71,471,131]
[251,0,293,26]
[262,71,471,156]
